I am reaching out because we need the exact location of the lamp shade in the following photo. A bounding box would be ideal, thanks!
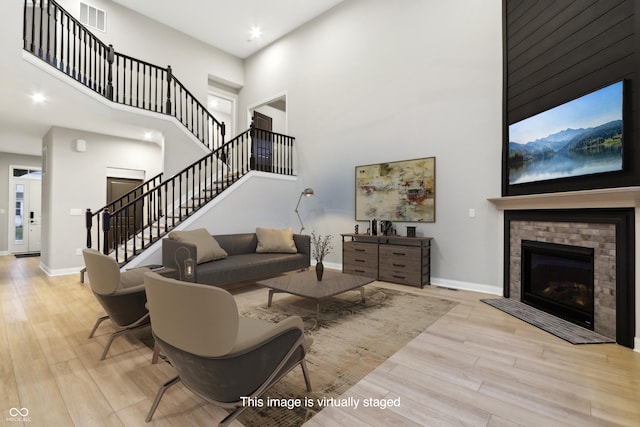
[295,188,314,233]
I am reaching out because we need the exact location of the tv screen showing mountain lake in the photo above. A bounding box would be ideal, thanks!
[508,81,623,185]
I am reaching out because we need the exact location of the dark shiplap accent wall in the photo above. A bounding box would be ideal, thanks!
[503,0,639,196]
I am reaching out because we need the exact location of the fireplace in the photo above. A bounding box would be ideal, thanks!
[521,240,595,330]
[497,207,635,348]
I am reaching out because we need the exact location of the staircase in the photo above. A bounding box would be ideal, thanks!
[22,0,296,267]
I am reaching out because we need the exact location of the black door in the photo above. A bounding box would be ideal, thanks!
[106,177,143,251]
[252,111,273,172]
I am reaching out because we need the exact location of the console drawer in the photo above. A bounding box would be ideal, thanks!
[379,245,420,265]
[379,245,424,287]
[344,242,378,264]
[343,241,378,278]
[343,263,378,278]
[379,267,422,286]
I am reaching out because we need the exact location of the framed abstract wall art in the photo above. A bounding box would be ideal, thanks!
[355,157,435,222]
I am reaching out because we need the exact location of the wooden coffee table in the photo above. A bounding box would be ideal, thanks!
[257,269,374,316]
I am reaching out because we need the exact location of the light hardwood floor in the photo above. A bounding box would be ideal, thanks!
[1,255,639,426]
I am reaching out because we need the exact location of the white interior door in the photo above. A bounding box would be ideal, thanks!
[9,168,42,254]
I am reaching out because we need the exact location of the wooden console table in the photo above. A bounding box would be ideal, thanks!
[341,233,432,288]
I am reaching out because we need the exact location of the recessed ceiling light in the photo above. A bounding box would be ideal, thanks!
[30,92,46,103]
[250,26,262,40]
[144,132,153,140]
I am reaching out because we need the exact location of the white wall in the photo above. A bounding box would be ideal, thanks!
[41,126,162,274]
[239,0,504,293]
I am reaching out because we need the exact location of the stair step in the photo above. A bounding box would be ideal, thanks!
[98,170,246,266]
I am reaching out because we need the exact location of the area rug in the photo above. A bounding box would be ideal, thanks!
[225,284,457,426]
[481,298,614,345]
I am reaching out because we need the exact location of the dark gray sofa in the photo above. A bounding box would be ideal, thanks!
[162,232,310,286]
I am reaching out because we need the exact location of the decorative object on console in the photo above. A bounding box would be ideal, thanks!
[355,157,436,222]
[406,226,416,237]
[380,220,393,236]
[311,231,333,281]
[295,187,314,233]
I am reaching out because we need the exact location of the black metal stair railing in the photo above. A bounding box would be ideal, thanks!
[250,126,296,174]
[22,0,225,150]
[21,0,298,266]
[84,127,295,265]
[85,133,244,265]
[84,172,163,254]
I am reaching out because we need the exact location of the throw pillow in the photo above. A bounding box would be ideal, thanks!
[256,227,297,253]
[168,228,228,264]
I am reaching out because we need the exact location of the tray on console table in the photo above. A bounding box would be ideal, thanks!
[341,234,432,288]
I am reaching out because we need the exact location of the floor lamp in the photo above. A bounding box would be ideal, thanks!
[295,188,314,233]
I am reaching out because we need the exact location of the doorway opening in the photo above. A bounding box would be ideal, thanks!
[208,92,236,143]
[9,166,42,255]
[105,175,144,252]
[248,93,287,135]
[248,94,288,173]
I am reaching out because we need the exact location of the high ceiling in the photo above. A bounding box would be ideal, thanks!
[0,1,344,155]
[110,0,344,58]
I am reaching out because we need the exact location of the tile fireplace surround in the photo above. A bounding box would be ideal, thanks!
[489,187,638,349]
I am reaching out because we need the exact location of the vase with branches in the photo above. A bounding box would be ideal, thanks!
[311,231,333,281]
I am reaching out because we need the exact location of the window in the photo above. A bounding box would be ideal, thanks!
[13,168,41,178]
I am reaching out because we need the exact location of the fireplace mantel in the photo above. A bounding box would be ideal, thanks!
[488,187,640,210]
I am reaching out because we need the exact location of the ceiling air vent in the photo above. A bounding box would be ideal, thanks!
[79,2,106,32]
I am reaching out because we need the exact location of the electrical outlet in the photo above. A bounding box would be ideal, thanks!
[76,248,82,256]
[469,208,476,218]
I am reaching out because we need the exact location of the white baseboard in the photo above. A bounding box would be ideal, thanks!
[40,263,84,278]
[430,277,502,296]
[634,337,639,352]
[0,251,9,256]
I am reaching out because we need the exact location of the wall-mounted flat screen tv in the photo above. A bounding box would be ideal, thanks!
[508,81,624,185]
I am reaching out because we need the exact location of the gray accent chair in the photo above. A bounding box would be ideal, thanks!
[143,272,313,426]
[82,249,150,360]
